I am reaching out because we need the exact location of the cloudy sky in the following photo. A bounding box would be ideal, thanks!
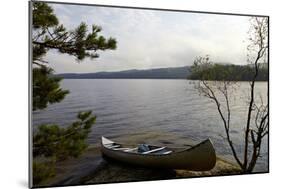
[44,3,251,73]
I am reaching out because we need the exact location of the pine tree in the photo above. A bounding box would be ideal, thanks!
[32,2,117,110]
[31,2,117,185]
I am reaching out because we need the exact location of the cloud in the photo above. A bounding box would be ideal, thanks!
[45,3,251,73]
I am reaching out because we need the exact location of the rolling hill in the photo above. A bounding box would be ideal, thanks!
[57,66,190,79]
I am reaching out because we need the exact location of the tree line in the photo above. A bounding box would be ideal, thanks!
[188,62,268,81]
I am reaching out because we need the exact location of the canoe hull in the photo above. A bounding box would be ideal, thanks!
[101,138,216,171]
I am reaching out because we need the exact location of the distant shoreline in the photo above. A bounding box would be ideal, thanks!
[58,78,268,82]
[59,77,187,80]
[54,64,268,81]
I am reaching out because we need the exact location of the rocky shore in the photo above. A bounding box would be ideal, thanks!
[36,145,241,188]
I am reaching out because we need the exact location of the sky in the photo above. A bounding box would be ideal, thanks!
[44,3,252,74]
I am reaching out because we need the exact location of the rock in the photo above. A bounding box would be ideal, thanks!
[175,157,241,177]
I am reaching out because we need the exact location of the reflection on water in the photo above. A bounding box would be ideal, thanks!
[33,79,268,172]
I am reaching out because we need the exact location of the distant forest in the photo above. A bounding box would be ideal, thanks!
[188,63,268,81]
[57,66,190,79]
[57,64,268,81]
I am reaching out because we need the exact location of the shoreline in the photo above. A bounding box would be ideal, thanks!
[35,145,241,188]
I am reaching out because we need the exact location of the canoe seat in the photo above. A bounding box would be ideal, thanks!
[142,147,166,154]
[161,151,172,155]
[105,144,121,149]
[124,147,138,152]
[112,148,131,151]
[112,147,138,152]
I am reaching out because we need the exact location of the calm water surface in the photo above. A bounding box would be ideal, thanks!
[33,79,268,172]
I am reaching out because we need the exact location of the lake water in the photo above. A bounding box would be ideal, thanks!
[33,79,268,172]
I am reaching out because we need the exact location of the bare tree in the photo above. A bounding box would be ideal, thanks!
[192,17,268,173]
[243,17,268,172]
